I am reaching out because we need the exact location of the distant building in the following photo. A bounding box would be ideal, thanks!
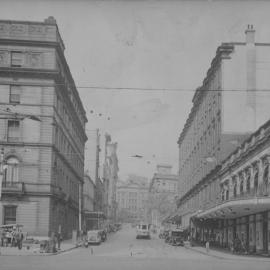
[116,176,148,223]
[82,174,95,231]
[0,17,87,239]
[103,134,118,223]
[94,176,104,213]
[148,165,179,227]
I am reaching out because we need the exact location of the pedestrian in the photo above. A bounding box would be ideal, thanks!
[205,240,210,253]
[16,229,23,250]
[56,232,62,250]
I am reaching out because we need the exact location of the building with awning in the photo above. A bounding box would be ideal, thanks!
[178,119,270,254]
[176,26,270,255]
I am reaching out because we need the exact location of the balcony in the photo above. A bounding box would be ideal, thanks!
[1,181,25,195]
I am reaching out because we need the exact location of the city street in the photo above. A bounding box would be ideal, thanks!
[1,224,270,270]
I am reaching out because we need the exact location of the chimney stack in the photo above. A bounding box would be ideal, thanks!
[245,24,255,44]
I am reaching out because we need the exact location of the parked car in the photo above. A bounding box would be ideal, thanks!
[168,229,185,246]
[87,230,102,245]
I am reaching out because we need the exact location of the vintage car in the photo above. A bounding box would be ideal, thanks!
[136,223,151,239]
[87,230,102,245]
[168,229,185,246]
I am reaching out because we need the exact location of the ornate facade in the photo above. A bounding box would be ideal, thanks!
[0,17,87,239]
[186,121,270,254]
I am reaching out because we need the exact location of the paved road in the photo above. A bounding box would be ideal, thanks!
[1,224,270,270]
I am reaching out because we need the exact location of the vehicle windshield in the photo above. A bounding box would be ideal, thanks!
[171,231,183,237]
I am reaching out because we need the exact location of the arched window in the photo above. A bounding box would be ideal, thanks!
[225,189,229,200]
[263,166,268,186]
[233,182,237,198]
[246,171,251,193]
[5,157,19,184]
[240,180,244,195]
[254,170,258,190]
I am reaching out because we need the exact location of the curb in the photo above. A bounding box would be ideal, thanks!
[0,243,83,257]
[184,245,270,262]
[184,245,225,260]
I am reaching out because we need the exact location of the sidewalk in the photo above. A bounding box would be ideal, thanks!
[184,243,270,261]
[0,239,82,256]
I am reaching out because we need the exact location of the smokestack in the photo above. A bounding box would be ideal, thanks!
[245,24,255,44]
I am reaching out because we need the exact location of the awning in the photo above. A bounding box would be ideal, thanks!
[196,197,270,219]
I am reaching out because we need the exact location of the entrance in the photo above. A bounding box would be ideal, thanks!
[262,212,268,253]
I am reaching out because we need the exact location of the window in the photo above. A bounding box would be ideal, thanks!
[7,120,20,142]
[5,157,19,183]
[263,166,268,187]
[240,180,244,195]
[233,183,237,197]
[4,205,17,225]
[246,172,251,192]
[10,85,21,104]
[11,52,23,67]
[254,171,258,190]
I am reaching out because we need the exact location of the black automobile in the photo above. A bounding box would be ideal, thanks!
[169,229,184,246]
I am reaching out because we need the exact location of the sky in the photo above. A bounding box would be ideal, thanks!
[1,0,270,180]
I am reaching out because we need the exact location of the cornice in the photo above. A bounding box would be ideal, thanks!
[177,43,234,146]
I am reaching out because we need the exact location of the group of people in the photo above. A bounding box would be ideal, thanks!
[0,228,24,249]
[231,236,247,254]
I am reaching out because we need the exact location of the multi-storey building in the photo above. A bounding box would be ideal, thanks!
[179,121,270,254]
[0,17,87,239]
[148,165,179,227]
[103,134,118,223]
[116,176,148,223]
[177,26,270,232]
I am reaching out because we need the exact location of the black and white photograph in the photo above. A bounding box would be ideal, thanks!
[0,0,270,269]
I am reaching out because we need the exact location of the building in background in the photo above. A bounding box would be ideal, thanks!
[116,175,148,223]
[0,17,87,239]
[103,134,118,224]
[176,26,270,254]
[148,165,179,227]
[82,174,95,231]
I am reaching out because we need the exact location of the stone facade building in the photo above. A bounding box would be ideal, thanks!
[181,121,270,254]
[103,134,118,223]
[177,26,270,232]
[116,176,148,223]
[0,17,87,239]
[148,165,179,227]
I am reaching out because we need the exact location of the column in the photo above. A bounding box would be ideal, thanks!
[228,177,234,199]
